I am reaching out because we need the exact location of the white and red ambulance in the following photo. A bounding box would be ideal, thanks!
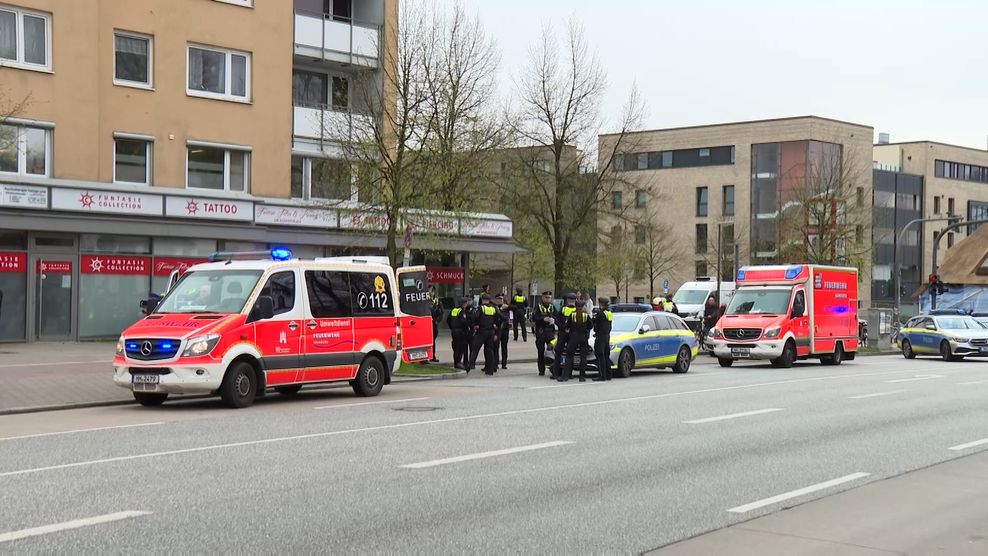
[710,264,859,367]
[113,250,434,408]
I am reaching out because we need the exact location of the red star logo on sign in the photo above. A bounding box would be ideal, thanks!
[89,257,104,273]
[185,200,199,215]
[79,192,94,208]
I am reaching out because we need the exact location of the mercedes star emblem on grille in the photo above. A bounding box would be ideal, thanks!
[141,341,153,356]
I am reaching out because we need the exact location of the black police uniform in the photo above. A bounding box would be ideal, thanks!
[593,307,613,380]
[447,306,471,369]
[429,296,443,362]
[553,305,576,380]
[510,292,529,341]
[532,299,556,376]
[468,304,500,374]
[495,302,510,368]
[562,308,591,381]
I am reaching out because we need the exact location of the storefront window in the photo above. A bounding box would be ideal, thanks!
[80,234,150,254]
[0,230,27,250]
[78,255,150,339]
[0,251,27,341]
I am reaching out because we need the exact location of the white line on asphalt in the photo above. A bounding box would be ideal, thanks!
[885,374,943,383]
[948,438,988,451]
[312,397,430,410]
[527,382,606,390]
[847,390,905,400]
[0,360,111,369]
[958,379,988,385]
[0,422,164,442]
[727,473,871,514]
[0,511,150,544]
[684,408,784,424]
[399,441,573,469]
[0,368,919,479]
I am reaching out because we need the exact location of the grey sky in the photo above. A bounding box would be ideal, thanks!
[443,0,988,149]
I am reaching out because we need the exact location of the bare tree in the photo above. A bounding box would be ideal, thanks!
[502,20,647,293]
[599,224,636,301]
[0,86,30,155]
[776,143,871,268]
[633,206,685,300]
[696,218,750,281]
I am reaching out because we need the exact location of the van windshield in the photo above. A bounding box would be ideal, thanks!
[154,270,263,314]
[673,289,710,305]
[727,287,793,315]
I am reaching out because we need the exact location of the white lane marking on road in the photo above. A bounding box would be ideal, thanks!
[885,374,943,383]
[847,390,905,400]
[527,382,606,390]
[0,511,150,544]
[948,438,988,451]
[312,397,430,410]
[958,379,988,385]
[0,368,917,479]
[0,422,164,442]
[0,360,111,369]
[683,408,784,424]
[399,441,573,469]
[727,473,871,514]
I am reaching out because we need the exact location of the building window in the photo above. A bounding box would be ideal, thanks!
[723,185,735,216]
[611,191,622,210]
[331,76,349,110]
[856,187,864,208]
[292,69,328,108]
[947,232,955,248]
[634,226,646,245]
[113,136,152,185]
[699,148,710,158]
[114,32,152,87]
[187,44,250,102]
[695,261,707,278]
[635,189,646,209]
[0,6,50,71]
[291,155,351,200]
[187,144,249,191]
[933,196,940,214]
[0,124,49,176]
[696,186,708,217]
[661,151,672,168]
[855,224,863,244]
[948,197,955,215]
[636,153,647,170]
[213,0,253,6]
[935,159,988,184]
[695,223,707,254]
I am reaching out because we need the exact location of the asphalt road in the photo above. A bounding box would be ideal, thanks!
[1,354,987,553]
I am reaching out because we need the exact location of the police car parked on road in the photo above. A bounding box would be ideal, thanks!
[897,312,988,361]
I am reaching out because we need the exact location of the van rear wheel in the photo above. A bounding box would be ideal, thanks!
[352,357,384,397]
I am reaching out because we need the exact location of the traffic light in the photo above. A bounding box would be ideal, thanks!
[929,274,948,296]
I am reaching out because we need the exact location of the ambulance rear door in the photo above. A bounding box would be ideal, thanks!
[395,266,433,362]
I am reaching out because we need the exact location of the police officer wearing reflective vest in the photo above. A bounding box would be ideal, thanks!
[553,294,577,380]
[509,287,529,342]
[447,296,473,370]
[592,297,613,381]
[468,294,501,375]
[562,299,591,382]
[493,293,512,370]
[532,291,556,376]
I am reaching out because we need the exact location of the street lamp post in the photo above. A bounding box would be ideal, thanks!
[894,216,955,325]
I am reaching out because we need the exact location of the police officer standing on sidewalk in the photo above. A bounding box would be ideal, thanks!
[447,296,473,370]
[493,293,512,370]
[532,291,555,376]
[510,287,529,342]
[553,294,577,380]
[467,294,500,375]
[428,286,442,363]
[592,297,613,381]
[562,299,591,382]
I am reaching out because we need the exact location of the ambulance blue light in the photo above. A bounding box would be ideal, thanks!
[127,343,138,350]
[785,265,803,280]
[160,342,173,350]
[270,247,293,261]
[832,305,849,314]
[736,269,746,281]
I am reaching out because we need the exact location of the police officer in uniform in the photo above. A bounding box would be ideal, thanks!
[468,294,500,375]
[553,294,577,380]
[429,286,442,363]
[562,299,591,382]
[592,297,613,381]
[532,291,556,376]
[493,293,512,370]
[447,296,472,370]
[510,287,529,342]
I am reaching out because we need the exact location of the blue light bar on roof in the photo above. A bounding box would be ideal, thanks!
[785,265,803,280]
[270,247,293,261]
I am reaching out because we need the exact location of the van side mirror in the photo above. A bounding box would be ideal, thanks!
[141,298,159,315]
[250,296,275,322]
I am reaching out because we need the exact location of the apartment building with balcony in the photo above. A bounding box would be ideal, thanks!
[0,0,513,342]
[597,116,874,307]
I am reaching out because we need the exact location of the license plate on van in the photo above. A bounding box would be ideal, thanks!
[132,374,159,384]
[407,350,428,361]
[731,347,751,358]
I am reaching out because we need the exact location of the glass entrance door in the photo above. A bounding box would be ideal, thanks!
[34,257,74,340]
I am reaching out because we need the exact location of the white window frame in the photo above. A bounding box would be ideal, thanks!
[0,4,51,72]
[186,141,251,192]
[186,43,251,103]
[0,121,51,177]
[112,132,153,185]
[292,154,354,201]
[113,30,153,89]
[212,0,253,6]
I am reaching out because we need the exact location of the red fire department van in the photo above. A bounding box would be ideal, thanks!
[113,250,434,408]
[710,264,859,368]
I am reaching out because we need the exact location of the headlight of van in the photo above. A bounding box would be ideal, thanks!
[711,328,723,339]
[764,327,781,339]
[183,334,221,357]
[115,337,125,356]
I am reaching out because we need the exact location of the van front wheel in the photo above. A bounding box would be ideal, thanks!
[219,361,259,409]
[352,357,384,397]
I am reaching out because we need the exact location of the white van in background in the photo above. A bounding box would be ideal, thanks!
[672,278,736,318]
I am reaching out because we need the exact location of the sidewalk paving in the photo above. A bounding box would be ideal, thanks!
[0,332,540,414]
[652,451,988,555]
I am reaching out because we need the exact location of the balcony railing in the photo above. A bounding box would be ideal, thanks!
[294,10,380,67]
[293,105,372,144]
